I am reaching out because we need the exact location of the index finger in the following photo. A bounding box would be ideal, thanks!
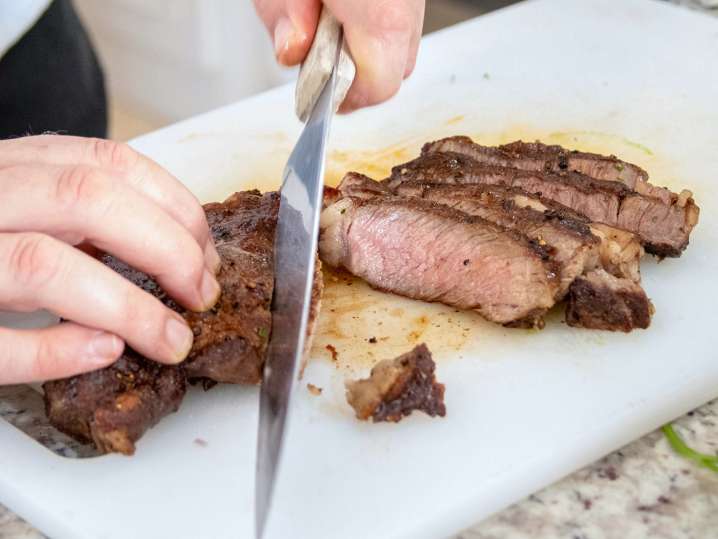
[0,135,219,270]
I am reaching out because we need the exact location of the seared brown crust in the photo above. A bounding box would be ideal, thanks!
[390,151,631,198]
[424,137,654,192]
[184,191,277,384]
[402,143,699,257]
[566,270,652,332]
[43,351,185,455]
[345,344,446,422]
[42,190,327,455]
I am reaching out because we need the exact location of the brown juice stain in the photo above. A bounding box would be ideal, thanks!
[446,114,466,126]
[326,142,417,186]
[310,267,511,375]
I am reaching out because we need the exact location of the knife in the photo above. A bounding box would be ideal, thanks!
[254,7,355,539]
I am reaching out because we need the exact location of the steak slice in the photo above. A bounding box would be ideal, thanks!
[43,351,186,455]
[393,182,600,299]
[423,136,667,202]
[388,150,699,257]
[566,269,653,332]
[320,195,560,327]
[345,343,446,422]
[336,173,651,331]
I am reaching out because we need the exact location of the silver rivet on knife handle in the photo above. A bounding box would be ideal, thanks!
[295,7,356,123]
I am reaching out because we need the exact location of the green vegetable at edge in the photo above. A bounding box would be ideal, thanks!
[662,424,718,473]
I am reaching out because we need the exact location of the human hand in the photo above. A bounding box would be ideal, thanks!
[254,0,425,112]
[0,135,221,384]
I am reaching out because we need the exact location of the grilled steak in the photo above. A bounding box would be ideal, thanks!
[334,172,650,331]
[320,195,560,327]
[183,191,277,384]
[43,351,186,455]
[423,137,667,201]
[393,182,600,299]
[345,343,446,422]
[44,190,323,455]
[392,145,699,257]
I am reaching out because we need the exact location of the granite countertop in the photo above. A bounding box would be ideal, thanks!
[2,1,717,538]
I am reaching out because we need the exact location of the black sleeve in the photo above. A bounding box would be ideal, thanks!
[0,0,108,140]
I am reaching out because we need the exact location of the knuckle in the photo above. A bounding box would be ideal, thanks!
[159,236,205,286]
[89,138,139,172]
[186,204,210,240]
[6,233,62,290]
[54,165,103,209]
[31,336,61,381]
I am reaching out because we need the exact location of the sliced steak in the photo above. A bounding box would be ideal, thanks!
[388,150,698,257]
[342,172,643,283]
[320,195,560,327]
[566,269,652,332]
[423,136,666,201]
[393,182,600,299]
[336,172,651,331]
[345,343,446,422]
[43,352,185,456]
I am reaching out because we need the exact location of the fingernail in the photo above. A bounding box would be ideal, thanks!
[204,242,221,274]
[165,317,193,362]
[200,269,221,309]
[274,16,296,62]
[88,332,124,364]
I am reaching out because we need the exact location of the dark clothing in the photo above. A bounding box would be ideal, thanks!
[0,0,107,139]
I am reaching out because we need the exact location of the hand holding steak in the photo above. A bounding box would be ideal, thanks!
[43,191,283,454]
[0,134,220,384]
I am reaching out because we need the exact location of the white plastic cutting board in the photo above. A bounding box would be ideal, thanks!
[1,1,717,538]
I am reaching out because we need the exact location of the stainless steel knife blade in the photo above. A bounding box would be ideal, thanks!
[254,10,350,538]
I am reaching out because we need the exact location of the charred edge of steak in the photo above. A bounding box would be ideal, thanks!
[565,271,652,332]
[345,344,446,423]
[644,241,686,259]
[422,136,652,193]
[43,351,186,456]
[498,140,649,179]
[504,309,547,330]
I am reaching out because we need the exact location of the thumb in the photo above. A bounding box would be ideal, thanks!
[254,0,321,66]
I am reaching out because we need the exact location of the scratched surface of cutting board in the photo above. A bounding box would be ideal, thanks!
[1,1,717,537]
